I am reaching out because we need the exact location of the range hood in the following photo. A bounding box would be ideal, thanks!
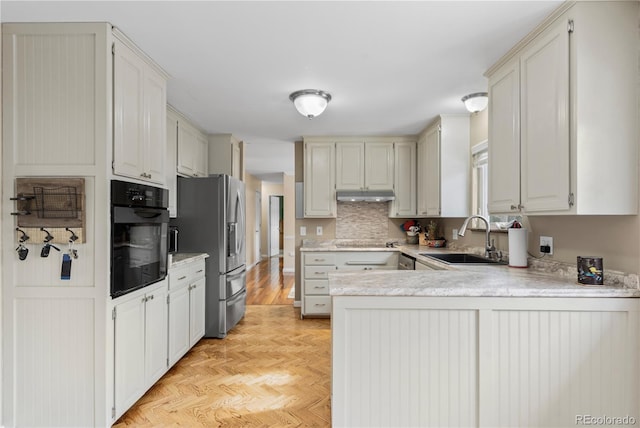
[336,190,395,202]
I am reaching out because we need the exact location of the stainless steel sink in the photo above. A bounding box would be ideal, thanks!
[419,253,504,264]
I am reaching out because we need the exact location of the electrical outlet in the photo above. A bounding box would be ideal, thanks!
[316,226,323,236]
[300,226,306,236]
[540,236,554,255]
[452,228,458,240]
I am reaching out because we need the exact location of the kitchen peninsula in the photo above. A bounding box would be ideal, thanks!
[330,259,640,428]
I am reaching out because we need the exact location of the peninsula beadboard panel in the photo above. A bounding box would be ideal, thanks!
[2,23,168,427]
[332,296,640,428]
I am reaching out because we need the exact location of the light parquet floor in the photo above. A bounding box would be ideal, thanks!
[114,257,332,427]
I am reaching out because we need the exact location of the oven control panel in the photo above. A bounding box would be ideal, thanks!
[111,180,168,208]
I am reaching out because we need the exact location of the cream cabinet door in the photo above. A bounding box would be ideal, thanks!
[304,141,336,217]
[365,142,394,190]
[113,38,166,184]
[194,133,209,178]
[520,19,570,213]
[144,284,168,386]
[189,277,206,347]
[166,109,179,217]
[390,141,416,217]
[424,125,441,216]
[168,285,190,366]
[114,295,146,416]
[336,142,365,190]
[416,135,429,217]
[142,67,167,185]
[113,39,145,180]
[177,119,198,176]
[488,59,521,214]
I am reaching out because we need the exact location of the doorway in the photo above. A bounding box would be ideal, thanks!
[268,195,283,257]
[255,191,261,264]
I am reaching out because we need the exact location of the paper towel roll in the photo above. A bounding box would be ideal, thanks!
[508,228,528,267]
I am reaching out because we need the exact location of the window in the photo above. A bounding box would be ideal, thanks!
[471,140,521,230]
[471,141,488,219]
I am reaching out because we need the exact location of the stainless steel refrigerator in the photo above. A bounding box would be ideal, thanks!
[174,174,246,338]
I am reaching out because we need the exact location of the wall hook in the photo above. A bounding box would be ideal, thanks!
[65,228,79,243]
[40,227,54,243]
[16,227,30,243]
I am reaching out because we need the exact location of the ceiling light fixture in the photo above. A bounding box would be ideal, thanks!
[289,89,332,119]
[461,92,489,113]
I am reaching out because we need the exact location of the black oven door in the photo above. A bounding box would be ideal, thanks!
[111,206,169,298]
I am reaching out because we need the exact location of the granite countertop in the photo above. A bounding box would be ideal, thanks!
[301,240,640,298]
[329,268,640,298]
[170,252,209,268]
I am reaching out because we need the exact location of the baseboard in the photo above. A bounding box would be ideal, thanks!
[282,267,294,273]
[293,300,301,308]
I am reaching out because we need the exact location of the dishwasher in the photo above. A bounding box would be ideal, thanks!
[398,253,415,270]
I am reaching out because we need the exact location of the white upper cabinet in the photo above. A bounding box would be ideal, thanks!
[177,117,208,178]
[365,142,394,190]
[208,134,244,180]
[336,142,394,191]
[487,59,521,213]
[304,140,336,218]
[520,19,570,213]
[113,36,167,185]
[389,141,417,218]
[486,1,638,215]
[166,107,179,217]
[336,142,365,190]
[417,115,470,218]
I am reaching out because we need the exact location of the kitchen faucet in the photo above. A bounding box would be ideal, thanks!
[458,215,501,261]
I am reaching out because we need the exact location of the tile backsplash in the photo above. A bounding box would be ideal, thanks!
[336,202,389,239]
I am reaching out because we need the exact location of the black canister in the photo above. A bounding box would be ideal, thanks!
[577,256,603,285]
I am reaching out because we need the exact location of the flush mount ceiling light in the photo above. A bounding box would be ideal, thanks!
[289,89,332,119]
[461,92,489,113]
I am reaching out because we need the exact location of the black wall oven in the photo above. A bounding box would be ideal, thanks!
[111,180,169,298]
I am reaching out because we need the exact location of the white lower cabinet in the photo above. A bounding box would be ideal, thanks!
[332,296,640,427]
[189,276,206,346]
[301,251,399,318]
[113,279,168,420]
[168,259,206,366]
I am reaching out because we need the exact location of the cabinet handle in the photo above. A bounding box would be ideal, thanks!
[314,271,325,275]
[314,286,325,289]
[148,294,154,300]
[196,269,204,273]
[314,258,325,262]
[314,303,327,307]
[518,204,524,209]
[142,297,148,303]
[510,205,518,210]
[178,275,187,281]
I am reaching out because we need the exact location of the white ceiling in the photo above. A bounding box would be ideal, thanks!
[1,1,562,182]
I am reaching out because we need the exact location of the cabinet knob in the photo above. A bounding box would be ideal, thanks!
[510,205,518,210]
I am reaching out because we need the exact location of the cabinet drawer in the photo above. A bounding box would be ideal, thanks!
[169,266,191,291]
[304,296,331,315]
[305,254,336,265]
[304,280,329,295]
[304,265,335,279]
[190,260,206,281]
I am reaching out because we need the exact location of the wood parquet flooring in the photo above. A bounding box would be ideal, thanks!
[246,257,295,305]
[113,257,331,427]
